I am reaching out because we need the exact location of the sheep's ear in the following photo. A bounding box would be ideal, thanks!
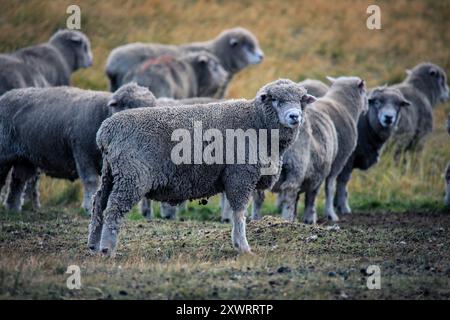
[400,99,411,107]
[326,76,337,84]
[302,94,316,105]
[107,99,118,107]
[258,92,271,103]
[405,69,412,76]
[229,38,239,47]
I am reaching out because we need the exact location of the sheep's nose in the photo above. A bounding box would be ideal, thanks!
[384,115,393,123]
[289,114,299,121]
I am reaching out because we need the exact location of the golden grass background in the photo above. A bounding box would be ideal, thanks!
[1,0,449,212]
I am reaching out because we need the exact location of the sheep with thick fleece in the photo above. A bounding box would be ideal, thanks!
[252,77,368,224]
[0,30,93,96]
[121,51,229,99]
[88,79,315,255]
[334,87,411,215]
[391,62,449,154]
[106,27,264,91]
[0,83,155,213]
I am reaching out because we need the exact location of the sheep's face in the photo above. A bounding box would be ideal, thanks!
[50,30,93,70]
[368,87,410,129]
[408,63,449,103]
[219,27,264,71]
[257,79,316,129]
[108,83,156,112]
[192,52,229,98]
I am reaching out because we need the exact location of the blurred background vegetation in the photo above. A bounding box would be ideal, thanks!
[1,0,449,218]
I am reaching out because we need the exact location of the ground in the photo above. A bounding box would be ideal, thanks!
[0,0,449,300]
[0,201,449,299]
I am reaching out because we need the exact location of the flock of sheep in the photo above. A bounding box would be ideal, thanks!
[0,28,449,256]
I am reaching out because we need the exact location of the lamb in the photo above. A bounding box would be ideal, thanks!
[445,114,450,206]
[334,87,411,215]
[298,79,329,98]
[391,62,449,154]
[121,51,229,99]
[88,79,315,256]
[105,27,264,91]
[251,77,368,224]
[0,29,93,96]
[0,83,156,213]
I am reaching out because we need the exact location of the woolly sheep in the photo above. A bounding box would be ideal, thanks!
[0,83,155,213]
[334,87,411,215]
[122,51,229,99]
[88,79,315,255]
[0,30,93,96]
[251,77,368,224]
[105,27,264,91]
[391,62,449,154]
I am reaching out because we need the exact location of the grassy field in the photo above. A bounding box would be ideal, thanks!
[0,0,449,299]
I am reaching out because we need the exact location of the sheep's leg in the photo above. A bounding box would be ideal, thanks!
[23,173,41,210]
[88,160,113,252]
[0,168,12,205]
[5,164,37,212]
[99,175,143,256]
[325,176,339,222]
[160,202,177,220]
[304,187,320,224]
[334,169,352,215]
[220,193,233,223]
[280,188,299,222]
[140,198,153,221]
[74,155,100,213]
[275,193,284,211]
[251,190,264,220]
[224,168,257,253]
[445,162,450,206]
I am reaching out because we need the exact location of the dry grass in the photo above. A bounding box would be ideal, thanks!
[0,0,449,299]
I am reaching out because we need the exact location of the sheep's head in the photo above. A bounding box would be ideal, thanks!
[108,83,156,113]
[406,62,449,103]
[327,76,368,114]
[216,27,264,73]
[187,51,230,98]
[256,79,316,129]
[50,29,93,70]
[368,87,410,130]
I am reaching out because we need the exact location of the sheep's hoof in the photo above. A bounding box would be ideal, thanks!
[327,214,340,222]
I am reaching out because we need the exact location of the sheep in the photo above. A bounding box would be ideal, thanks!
[221,79,330,222]
[333,87,411,215]
[0,83,156,213]
[445,114,450,206]
[391,62,449,155]
[121,51,229,99]
[0,29,93,96]
[251,77,368,224]
[298,79,329,98]
[88,79,315,256]
[105,27,264,91]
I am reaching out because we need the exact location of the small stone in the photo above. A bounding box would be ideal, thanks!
[277,266,291,274]
[328,271,337,277]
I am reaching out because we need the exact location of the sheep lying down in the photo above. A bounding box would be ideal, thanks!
[88,79,316,256]
[251,77,368,224]
[0,84,156,213]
